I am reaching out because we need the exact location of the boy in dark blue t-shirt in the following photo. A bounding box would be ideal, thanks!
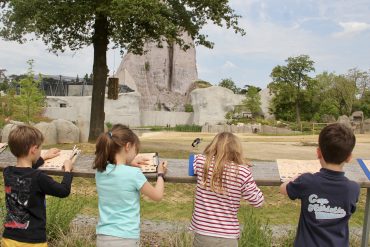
[280,123,360,247]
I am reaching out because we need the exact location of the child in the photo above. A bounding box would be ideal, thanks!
[2,125,75,246]
[280,123,360,246]
[93,124,167,247]
[189,132,264,247]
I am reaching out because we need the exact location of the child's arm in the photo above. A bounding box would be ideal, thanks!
[140,161,167,201]
[279,175,305,200]
[241,170,264,207]
[279,181,290,195]
[38,159,74,198]
[33,148,61,169]
[130,156,150,167]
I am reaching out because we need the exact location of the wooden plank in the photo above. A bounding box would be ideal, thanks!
[0,151,369,187]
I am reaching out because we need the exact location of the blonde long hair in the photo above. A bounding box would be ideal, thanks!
[201,132,244,193]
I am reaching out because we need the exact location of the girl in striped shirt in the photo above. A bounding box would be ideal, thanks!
[189,132,264,247]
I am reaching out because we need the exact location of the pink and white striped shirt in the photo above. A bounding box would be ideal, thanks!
[189,154,264,239]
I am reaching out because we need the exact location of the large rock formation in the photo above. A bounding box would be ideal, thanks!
[191,86,242,125]
[115,33,198,111]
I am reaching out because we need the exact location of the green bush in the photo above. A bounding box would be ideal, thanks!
[105,122,113,129]
[46,195,85,240]
[184,104,193,112]
[238,208,272,247]
[174,124,202,132]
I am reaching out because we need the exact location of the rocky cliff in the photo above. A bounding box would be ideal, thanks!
[115,33,198,111]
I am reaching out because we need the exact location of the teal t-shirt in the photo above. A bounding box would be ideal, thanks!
[95,164,147,239]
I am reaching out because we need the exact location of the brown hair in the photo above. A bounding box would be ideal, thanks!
[202,132,244,193]
[8,125,44,158]
[93,124,140,172]
[319,123,356,165]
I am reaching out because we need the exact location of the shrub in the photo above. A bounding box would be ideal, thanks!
[184,104,193,112]
[105,122,113,129]
[174,124,202,132]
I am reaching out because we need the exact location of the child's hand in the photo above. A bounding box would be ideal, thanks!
[42,148,60,160]
[131,156,150,167]
[157,161,168,175]
[62,159,74,172]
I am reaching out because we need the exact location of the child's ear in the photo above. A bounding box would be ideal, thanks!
[316,148,322,159]
[29,145,38,155]
[345,153,352,163]
[125,143,131,152]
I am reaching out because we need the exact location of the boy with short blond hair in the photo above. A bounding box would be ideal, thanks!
[280,123,359,247]
[2,125,75,246]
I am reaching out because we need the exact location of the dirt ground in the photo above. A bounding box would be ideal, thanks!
[139,132,370,161]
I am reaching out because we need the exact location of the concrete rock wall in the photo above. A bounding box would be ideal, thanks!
[44,92,141,142]
[191,86,242,125]
[141,111,193,127]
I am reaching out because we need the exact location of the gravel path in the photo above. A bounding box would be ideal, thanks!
[71,215,363,240]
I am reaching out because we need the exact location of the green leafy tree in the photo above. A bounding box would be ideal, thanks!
[269,55,315,124]
[17,60,45,123]
[0,0,245,141]
[242,85,262,117]
[347,68,369,99]
[330,74,356,116]
[313,72,340,120]
[218,78,239,94]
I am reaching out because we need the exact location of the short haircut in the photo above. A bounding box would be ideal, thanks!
[319,123,356,165]
[8,125,44,158]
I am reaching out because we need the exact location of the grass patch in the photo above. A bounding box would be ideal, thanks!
[46,194,85,240]
[49,225,96,247]
[239,208,272,247]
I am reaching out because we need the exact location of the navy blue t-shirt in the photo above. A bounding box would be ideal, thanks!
[286,168,360,247]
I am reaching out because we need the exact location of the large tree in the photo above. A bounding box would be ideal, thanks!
[218,78,239,94]
[242,85,262,117]
[269,55,315,124]
[0,0,245,141]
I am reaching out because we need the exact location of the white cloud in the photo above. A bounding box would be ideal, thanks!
[222,61,237,69]
[334,21,370,37]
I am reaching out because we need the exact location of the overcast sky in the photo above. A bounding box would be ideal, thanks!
[1,0,370,89]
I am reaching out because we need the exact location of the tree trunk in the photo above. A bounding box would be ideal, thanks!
[88,14,109,142]
[295,99,301,125]
[167,42,174,91]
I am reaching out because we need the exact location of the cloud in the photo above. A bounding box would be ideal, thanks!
[222,61,237,69]
[334,21,370,37]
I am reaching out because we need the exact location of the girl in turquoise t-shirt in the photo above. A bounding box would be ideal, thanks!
[93,124,167,247]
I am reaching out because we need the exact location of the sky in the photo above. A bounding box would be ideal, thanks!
[1,0,370,89]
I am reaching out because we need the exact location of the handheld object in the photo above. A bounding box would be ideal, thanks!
[188,154,196,176]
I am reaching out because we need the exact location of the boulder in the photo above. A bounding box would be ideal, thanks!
[1,122,24,143]
[321,114,336,123]
[337,115,352,129]
[52,119,80,143]
[34,122,57,145]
